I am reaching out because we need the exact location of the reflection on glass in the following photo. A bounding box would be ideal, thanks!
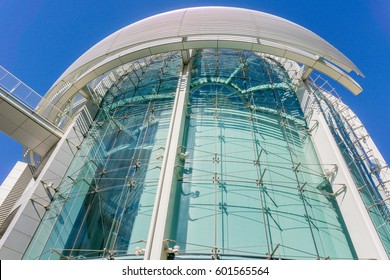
[24,52,182,260]
[171,49,356,260]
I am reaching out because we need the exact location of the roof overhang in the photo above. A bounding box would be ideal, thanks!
[43,6,363,121]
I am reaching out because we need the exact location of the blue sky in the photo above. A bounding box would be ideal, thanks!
[0,0,389,184]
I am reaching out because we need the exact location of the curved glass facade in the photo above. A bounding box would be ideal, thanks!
[171,49,356,259]
[24,52,182,259]
[24,49,357,260]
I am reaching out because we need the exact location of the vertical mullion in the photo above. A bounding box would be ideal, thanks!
[145,62,191,260]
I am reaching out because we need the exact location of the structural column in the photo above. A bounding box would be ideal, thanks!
[145,62,191,260]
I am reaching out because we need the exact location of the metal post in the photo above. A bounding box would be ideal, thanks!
[145,62,191,260]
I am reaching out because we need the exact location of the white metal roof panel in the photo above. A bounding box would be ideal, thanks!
[55,7,362,82]
[45,6,363,115]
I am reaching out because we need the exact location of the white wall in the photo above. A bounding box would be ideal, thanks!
[300,81,388,259]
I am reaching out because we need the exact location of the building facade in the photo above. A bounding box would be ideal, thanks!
[0,7,389,260]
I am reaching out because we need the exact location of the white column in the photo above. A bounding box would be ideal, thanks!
[145,63,191,259]
[303,81,389,259]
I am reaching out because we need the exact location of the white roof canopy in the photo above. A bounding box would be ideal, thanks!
[44,6,363,117]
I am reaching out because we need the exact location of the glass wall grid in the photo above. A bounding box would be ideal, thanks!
[24,49,357,260]
[170,49,356,260]
[24,52,182,260]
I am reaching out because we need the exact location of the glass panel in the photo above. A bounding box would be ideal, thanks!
[170,49,356,260]
[24,52,182,260]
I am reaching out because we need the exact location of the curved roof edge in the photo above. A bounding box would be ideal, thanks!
[44,6,364,118]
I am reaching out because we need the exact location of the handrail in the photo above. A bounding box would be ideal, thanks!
[0,65,71,131]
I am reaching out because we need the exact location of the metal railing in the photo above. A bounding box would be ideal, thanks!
[0,65,71,131]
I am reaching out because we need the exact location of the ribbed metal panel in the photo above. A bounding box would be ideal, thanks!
[0,167,33,229]
[58,6,361,82]
[42,6,363,124]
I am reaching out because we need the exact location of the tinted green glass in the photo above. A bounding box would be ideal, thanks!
[24,52,182,259]
[170,49,356,260]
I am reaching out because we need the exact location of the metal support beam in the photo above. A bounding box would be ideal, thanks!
[145,62,191,260]
[181,49,192,65]
[302,66,314,80]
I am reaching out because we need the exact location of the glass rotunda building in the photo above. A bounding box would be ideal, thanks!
[0,7,389,260]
